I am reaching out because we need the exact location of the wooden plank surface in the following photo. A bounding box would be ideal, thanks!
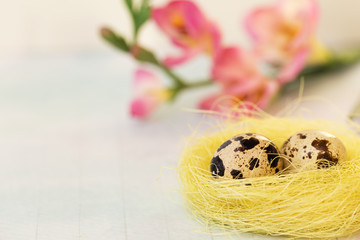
[0,52,359,239]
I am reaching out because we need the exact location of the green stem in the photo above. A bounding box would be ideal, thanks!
[156,62,187,88]
[169,79,213,100]
[157,62,213,100]
[156,61,213,100]
[186,79,213,88]
[133,30,139,44]
[129,44,214,100]
[120,0,211,101]
[156,61,213,90]
[301,49,360,76]
[123,0,137,44]
[284,49,360,92]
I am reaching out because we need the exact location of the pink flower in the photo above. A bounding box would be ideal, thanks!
[130,69,170,119]
[244,0,318,83]
[199,47,279,112]
[152,0,221,67]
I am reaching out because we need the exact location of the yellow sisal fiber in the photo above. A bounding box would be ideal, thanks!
[179,116,360,239]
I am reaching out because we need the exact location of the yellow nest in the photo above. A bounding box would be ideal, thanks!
[179,116,360,239]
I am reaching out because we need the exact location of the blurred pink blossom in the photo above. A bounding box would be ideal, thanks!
[152,0,221,67]
[130,69,170,119]
[245,0,318,83]
[199,47,279,112]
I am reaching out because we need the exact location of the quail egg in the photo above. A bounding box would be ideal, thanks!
[210,133,283,179]
[281,130,346,170]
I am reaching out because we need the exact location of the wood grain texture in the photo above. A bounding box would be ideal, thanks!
[0,53,359,239]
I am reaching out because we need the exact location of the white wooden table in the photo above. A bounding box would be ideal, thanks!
[1,51,360,239]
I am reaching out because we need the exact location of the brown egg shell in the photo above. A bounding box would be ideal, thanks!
[281,130,347,170]
[210,133,283,179]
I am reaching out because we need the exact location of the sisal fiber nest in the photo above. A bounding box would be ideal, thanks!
[179,115,360,239]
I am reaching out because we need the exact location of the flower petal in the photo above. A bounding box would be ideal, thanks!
[133,69,160,95]
[208,22,222,56]
[182,1,207,37]
[212,47,257,84]
[245,0,319,80]
[244,6,281,42]
[256,81,279,108]
[278,47,310,83]
[134,69,158,86]
[152,0,222,65]
[224,77,263,96]
[198,94,239,113]
[282,0,319,50]
[130,69,170,119]
[198,94,221,111]
[163,48,201,67]
[129,96,158,119]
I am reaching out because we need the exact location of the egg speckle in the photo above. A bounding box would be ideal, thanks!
[210,133,283,179]
[281,130,346,170]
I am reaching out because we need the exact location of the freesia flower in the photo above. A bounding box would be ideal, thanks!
[199,47,279,112]
[130,69,170,119]
[152,0,221,67]
[244,0,318,83]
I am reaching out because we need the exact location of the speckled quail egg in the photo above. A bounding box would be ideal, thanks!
[210,133,283,179]
[281,130,346,170]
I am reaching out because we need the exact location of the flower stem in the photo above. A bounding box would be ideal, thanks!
[131,46,213,99]
[283,48,360,92]
[101,32,214,100]
[158,64,213,100]
[156,62,187,88]
[103,0,214,103]
[301,48,360,76]
[169,79,213,100]
[186,79,213,88]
